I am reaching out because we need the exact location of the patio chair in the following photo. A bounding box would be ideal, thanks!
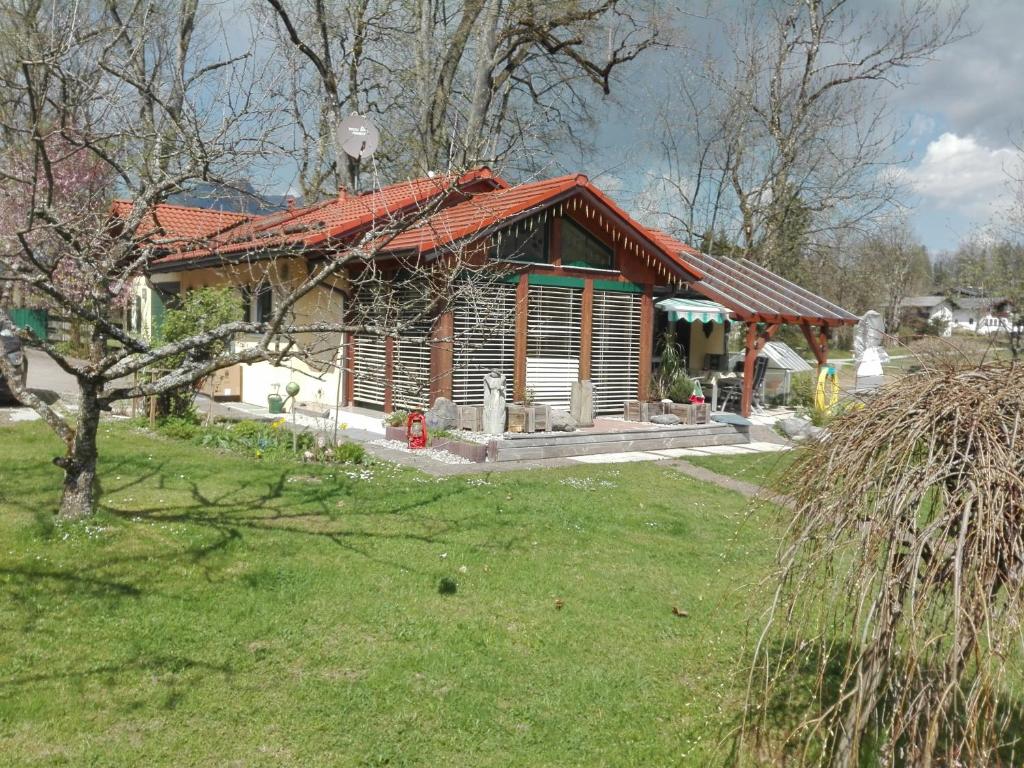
[717,356,769,413]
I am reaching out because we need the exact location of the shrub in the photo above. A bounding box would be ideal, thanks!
[153,416,366,464]
[155,287,244,418]
[384,410,409,427]
[789,372,815,408]
[157,413,201,440]
[331,442,366,464]
[667,373,694,403]
[923,315,948,337]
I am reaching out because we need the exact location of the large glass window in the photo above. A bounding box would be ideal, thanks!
[561,217,613,269]
[492,221,548,263]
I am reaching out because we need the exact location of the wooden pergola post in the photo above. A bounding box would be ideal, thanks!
[342,332,355,406]
[513,273,529,402]
[579,278,594,380]
[740,321,780,417]
[383,336,395,414]
[429,311,454,403]
[638,283,654,400]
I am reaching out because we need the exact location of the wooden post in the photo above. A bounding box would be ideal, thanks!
[638,283,654,400]
[740,321,780,417]
[514,274,529,402]
[343,332,355,406]
[384,336,395,414]
[579,278,594,380]
[740,323,758,418]
[430,311,454,403]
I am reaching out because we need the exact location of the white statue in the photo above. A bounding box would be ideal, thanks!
[482,370,507,435]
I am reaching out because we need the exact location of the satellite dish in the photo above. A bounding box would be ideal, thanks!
[337,115,379,160]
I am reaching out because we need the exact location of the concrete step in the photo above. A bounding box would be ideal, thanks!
[493,424,748,461]
[501,423,737,448]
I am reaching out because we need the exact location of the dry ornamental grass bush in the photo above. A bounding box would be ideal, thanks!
[743,361,1024,767]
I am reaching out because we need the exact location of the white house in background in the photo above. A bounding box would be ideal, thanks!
[895,292,1015,337]
[949,296,1015,335]
[897,295,954,336]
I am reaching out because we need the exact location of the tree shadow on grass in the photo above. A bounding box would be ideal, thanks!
[91,463,529,578]
[0,650,233,690]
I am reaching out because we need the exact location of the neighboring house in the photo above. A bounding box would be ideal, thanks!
[897,295,954,336]
[895,291,1015,337]
[948,296,1015,335]
[119,168,857,418]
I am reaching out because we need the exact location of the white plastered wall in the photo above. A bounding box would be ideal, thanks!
[177,258,346,410]
[687,320,728,374]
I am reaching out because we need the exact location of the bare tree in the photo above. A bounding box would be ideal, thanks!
[0,0,507,520]
[261,0,661,197]
[646,0,966,281]
[857,217,932,331]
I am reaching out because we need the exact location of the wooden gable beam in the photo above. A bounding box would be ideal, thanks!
[800,322,830,366]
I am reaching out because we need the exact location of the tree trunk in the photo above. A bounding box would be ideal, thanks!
[57,386,101,520]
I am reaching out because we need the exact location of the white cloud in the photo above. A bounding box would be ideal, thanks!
[904,132,1018,217]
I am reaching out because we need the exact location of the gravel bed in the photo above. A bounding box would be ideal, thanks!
[368,439,473,464]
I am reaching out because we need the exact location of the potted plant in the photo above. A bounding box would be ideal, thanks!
[383,409,410,441]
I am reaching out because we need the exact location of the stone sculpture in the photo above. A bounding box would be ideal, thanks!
[482,370,507,435]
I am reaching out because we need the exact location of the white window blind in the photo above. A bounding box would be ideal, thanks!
[526,284,581,408]
[591,290,641,414]
[352,334,387,406]
[452,284,517,405]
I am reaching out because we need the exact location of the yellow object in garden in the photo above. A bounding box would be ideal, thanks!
[815,366,840,412]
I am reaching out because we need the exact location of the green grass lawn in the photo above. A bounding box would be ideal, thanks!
[686,450,797,487]
[0,421,782,767]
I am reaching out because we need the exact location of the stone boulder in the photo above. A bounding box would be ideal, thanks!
[425,397,459,430]
[550,409,578,432]
[778,416,813,440]
[650,413,681,425]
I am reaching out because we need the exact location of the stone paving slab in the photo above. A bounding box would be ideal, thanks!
[649,447,714,458]
[569,451,671,464]
[743,441,793,452]
[687,444,761,455]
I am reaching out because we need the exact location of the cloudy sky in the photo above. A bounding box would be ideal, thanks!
[576,0,1024,255]
[883,0,1022,252]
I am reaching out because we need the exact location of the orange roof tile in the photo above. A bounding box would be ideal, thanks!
[145,168,505,267]
[110,200,251,243]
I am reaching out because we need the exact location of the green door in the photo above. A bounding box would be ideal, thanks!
[8,308,48,340]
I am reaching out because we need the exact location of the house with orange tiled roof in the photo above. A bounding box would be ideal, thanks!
[127,168,856,418]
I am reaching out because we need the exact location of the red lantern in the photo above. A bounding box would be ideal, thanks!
[406,411,428,449]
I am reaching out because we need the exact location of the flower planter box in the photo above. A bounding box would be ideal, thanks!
[692,402,710,424]
[532,404,551,432]
[385,425,408,442]
[624,400,647,422]
[430,438,488,463]
[624,400,669,422]
[458,404,483,431]
[667,402,696,424]
[507,404,530,433]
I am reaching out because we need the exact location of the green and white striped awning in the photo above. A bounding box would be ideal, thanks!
[656,298,731,323]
